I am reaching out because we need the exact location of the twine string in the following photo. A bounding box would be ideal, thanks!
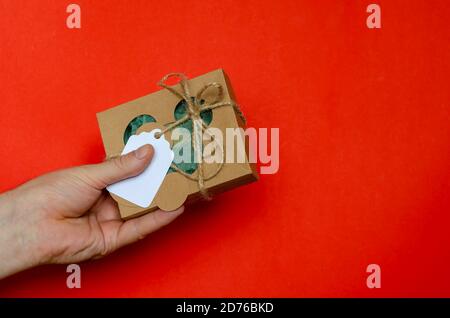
[106,73,244,200]
[154,73,245,199]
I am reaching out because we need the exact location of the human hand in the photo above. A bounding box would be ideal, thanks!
[0,144,184,279]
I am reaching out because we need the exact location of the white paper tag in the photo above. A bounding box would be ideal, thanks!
[106,129,174,208]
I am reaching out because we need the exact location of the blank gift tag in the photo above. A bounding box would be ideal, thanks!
[107,129,174,208]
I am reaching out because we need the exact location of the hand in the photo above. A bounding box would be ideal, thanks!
[0,145,184,279]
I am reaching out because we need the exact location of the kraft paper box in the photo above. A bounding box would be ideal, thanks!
[97,69,258,219]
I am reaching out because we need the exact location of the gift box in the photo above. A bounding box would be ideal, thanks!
[97,69,258,219]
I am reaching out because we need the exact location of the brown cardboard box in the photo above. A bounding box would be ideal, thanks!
[97,69,258,219]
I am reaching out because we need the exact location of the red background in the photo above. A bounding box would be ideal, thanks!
[0,0,449,297]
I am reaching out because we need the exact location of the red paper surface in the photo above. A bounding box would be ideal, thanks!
[0,0,449,297]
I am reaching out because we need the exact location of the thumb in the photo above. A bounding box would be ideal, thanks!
[82,144,154,188]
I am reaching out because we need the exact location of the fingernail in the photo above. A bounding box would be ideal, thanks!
[134,144,153,160]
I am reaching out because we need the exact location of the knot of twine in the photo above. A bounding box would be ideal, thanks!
[155,73,245,200]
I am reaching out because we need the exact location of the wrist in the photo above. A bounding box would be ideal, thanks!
[0,190,40,279]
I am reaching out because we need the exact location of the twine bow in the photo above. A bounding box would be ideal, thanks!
[153,73,245,200]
